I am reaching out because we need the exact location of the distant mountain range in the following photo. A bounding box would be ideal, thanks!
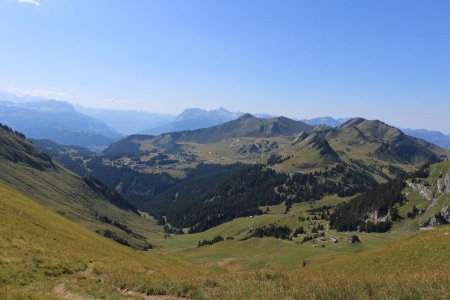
[75,106,176,135]
[1,91,449,150]
[140,107,275,135]
[402,128,450,150]
[0,93,122,149]
[303,116,352,127]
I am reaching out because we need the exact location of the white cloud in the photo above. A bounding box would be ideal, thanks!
[17,0,40,6]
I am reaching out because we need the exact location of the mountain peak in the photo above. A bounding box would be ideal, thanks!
[238,113,256,120]
[165,114,314,144]
[341,117,366,128]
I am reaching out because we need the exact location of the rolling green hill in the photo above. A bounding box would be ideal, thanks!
[327,118,446,165]
[103,116,448,176]
[0,123,160,249]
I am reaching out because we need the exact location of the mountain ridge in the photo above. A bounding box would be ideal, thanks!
[140,107,275,135]
[0,99,121,148]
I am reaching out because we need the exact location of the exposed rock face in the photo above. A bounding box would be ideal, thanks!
[292,131,309,145]
[441,206,450,223]
[366,210,392,224]
[238,140,278,155]
[437,173,450,194]
[419,217,437,227]
[418,206,450,227]
[407,181,433,201]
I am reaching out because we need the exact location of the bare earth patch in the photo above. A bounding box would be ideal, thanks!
[120,288,189,300]
[53,283,90,300]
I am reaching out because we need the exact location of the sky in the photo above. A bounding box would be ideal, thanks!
[0,0,449,132]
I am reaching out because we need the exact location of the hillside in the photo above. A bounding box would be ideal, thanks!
[0,124,159,249]
[36,116,450,233]
[325,118,447,165]
[2,122,450,299]
[0,182,192,299]
[134,113,314,148]
[170,114,313,143]
[304,116,450,150]
[104,116,447,175]
[1,181,448,299]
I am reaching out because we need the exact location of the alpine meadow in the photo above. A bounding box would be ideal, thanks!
[1,1,449,299]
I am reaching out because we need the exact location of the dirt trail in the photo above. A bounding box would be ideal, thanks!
[53,262,188,300]
[120,289,188,300]
[53,262,95,300]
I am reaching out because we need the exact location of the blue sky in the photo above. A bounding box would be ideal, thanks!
[0,0,449,132]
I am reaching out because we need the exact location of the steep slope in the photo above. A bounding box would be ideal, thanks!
[0,124,158,249]
[0,182,191,299]
[30,139,94,175]
[0,99,121,148]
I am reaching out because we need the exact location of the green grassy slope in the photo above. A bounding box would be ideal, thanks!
[0,183,194,299]
[0,124,161,249]
[1,182,448,299]
[163,161,449,270]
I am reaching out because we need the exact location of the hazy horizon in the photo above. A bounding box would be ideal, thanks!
[2,88,450,135]
[1,0,449,132]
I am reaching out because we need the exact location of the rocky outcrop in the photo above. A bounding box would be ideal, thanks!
[419,206,450,227]
[419,217,440,227]
[406,181,433,201]
[437,173,450,194]
[441,206,450,223]
[366,210,392,224]
[238,140,278,155]
[291,131,309,145]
